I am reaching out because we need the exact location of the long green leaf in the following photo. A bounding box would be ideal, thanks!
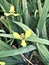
[37,44,49,64]
[0,34,13,38]
[37,0,49,33]
[22,0,29,26]
[26,36,49,45]
[0,45,36,57]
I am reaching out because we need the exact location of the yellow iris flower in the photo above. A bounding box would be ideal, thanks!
[4,5,20,16]
[13,30,31,47]
[0,62,5,65]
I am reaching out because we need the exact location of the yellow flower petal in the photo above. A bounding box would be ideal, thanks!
[13,32,20,39]
[4,13,11,16]
[25,30,31,38]
[9,5,15,13]
[21,40,26,47]
[4,13,20,16]
[13,13,20,16]
[0,62,5,65]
